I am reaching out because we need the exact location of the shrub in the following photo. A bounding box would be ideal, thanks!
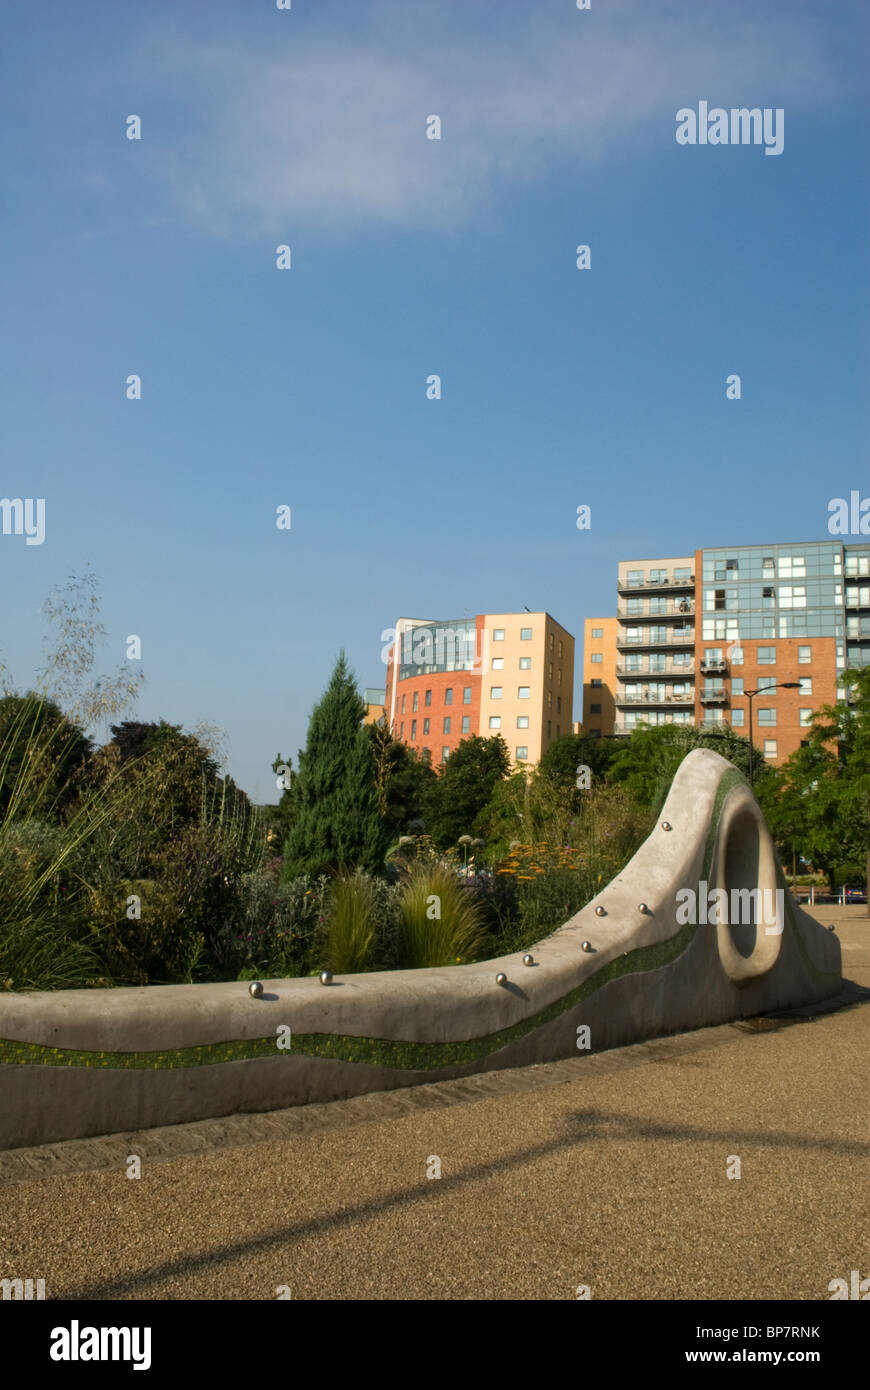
[395,861,486,968]
[325,870,379,973]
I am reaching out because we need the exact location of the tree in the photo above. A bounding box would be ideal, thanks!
[608,723,774,811]
[0,693,92,821]
[366,722,437,841]
[423,734,511,849]
[538,732,618,788]
[281,653,385,878]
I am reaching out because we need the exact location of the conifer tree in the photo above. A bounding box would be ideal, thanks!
[281,653,385,877]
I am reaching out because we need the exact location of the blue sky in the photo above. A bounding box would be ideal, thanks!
[1,0,867,800]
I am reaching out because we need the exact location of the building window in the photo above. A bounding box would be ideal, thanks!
[548,662,554,679]
[547,691,552,708]
[463,687,472,704]
[444,688,453,704]
[443,717,451,734]
[731,677,744,695]
[627,570,644,587]
[547,720,552,737]
[590,703,602,714]
[549,633,554,650]
[799,677,812,695]
[757,647,776,664]
[519,657,531,670]
[590,653,603,664]
[779,585,806,610]
[518,687,530,699]
[441,747,450,763]
[423,718,430,735]
[410,720,417,739]
[763,740,777,759]
[516,747,528,761]
[778,556,806,578]
[517,716,529,729]
[798,646,812,664]
[461,716,470,733]
[556,725,560,736]
[421,747,431,765]
[492,658,504,670]
[556,696,561,713]
[400,722,404,737]
[401,694,406,713]
[799,709,813,727]
[591,679,602,688]
[757,676,777,693]
[591,627,603,638]
[520,628,532,640]
[730,644,744,666]
[493,629,505,641]
[758,709,777,726]
[489,716,501,729]
[557,668,562,685]
[491,687,502,699]
[732,709,744,727]
[558,641,563,658]
[424,689,432,706]
[413,692,419,711]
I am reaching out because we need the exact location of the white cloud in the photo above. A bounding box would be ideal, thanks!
[142,2,845,237]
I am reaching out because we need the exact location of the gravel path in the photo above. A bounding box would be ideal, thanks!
[2,906,867,1301]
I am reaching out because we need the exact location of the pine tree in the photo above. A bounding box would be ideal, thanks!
[281,653,385,878]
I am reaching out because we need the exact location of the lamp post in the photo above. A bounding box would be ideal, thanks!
[745,682,799,788]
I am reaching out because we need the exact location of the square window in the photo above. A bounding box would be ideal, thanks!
[489,716,501,729]
[493,629,505,641]
[758,708,777,726]
[799,708,813,727]
[463,687,472,704]
[441,747,450,763]
[591,627,603,638]
[443,717,451,734]
[423,718,430,735]
[591,679,602,688]
[763,739,777,759]
[461,716,470,733]
[732,709,744,727]
[517,716,529,728]
[424,689,432,706]
[757,677,777,693]
[590,653,603,664]
[518,687,530,699]
[590,703,602,714]
[519,657,531,670]
[491,687,503,699]
[492,657,504,670]
[799,676,812,695]
[516,747,528,760]
[798,646,811,664]
[757,647,776,665]
[520,628,532,640]
[444,689,453,705]
[411,720,417,739]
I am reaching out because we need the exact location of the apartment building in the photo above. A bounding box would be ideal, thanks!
[583,541,870,765]
[384,611,575,766]
[362,688,386,727]
[581,617,619,737]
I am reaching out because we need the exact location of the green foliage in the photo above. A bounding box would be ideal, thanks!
[537,732,618,787]
[325,870,379,973]
[423,734,511,849]
[608,723,772,810]
[394,861,486,968]
[0,694,92,821]
[367,722,437,840]
[282,653,386,878]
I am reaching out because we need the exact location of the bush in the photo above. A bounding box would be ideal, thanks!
[325,870,379,973]
[395,861,486,968]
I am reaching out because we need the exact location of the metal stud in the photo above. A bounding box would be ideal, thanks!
[594,905,606,917]
[582,941,594,953]
[249,981,264,998]
[638,903,650,914]
[828,924,835,932]
[522,953,534,966]
[661,822,672,831]
[496,972,508,986]
[320,970,333,986]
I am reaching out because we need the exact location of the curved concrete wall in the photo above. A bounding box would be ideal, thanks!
[0,749,841,1149]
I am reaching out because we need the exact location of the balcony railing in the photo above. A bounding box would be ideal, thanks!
[699,689,728,704]
[616,692,694,707]
[699,659,727,675]
[615,664,695,677]
[616,630,695,648]
[617,603,694,620]
[617,575,695,593]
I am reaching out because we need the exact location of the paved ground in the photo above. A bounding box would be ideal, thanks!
[1,906,867,1301]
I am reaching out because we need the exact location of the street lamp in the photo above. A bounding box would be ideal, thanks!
[745,682,800,787]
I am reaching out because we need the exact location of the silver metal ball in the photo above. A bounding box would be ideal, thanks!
[594,905,606,917]
[828,924,835,932]
[582,941,593,953]
[248,981,264,998]
[638,903,649,913]
[661,822,672,831]
[320,970,333,986]
[496,972,508,986]
[522,953,534,966]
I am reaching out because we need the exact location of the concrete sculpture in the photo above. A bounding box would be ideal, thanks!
[0,749,842,1149]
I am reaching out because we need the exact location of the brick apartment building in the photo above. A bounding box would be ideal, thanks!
[383,612,575,767]
[582,541,870,764]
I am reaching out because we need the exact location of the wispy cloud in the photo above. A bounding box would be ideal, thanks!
[139,1,847,237]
